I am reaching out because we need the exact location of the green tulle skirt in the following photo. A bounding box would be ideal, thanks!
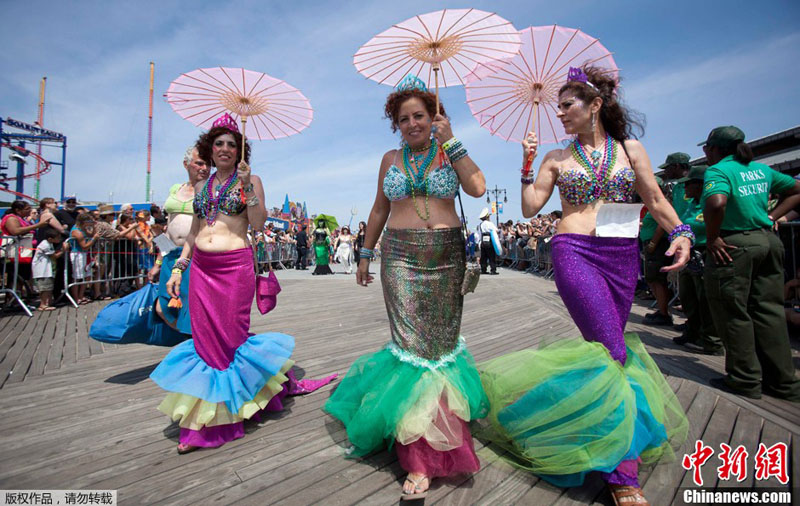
[477,333,688,487]
[324,338,490,457]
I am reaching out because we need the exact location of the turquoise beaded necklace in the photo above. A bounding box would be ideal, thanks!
[401,138,438,220]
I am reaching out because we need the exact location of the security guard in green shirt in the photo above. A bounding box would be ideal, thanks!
[659,152,693,219]
[673,165,723,355]
[640,177,673,325]
[702,125,800,401]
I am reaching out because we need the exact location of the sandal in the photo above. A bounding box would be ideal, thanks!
[401,474,429,501]
[177,443,199,455]
[609,484,649,505]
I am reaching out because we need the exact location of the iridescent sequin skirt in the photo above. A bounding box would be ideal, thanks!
[380,227,465,361]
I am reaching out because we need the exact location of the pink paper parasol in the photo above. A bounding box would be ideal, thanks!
[353,9,521,111]
[165,67,313,160]
[465,25,618,145]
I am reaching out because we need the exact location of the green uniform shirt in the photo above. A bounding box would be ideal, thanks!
[639,211,658,242]
[701,156,795,232]
[671,182,692,220]
[680,199,706,247]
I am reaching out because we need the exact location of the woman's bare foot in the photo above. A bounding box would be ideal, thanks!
[176,443,198,455]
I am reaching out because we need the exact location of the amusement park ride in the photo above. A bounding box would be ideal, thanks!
[0,78,67,203]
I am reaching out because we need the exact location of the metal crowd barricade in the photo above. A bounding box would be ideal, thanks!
[256,241,298,271]
[1,235,33,317]
[63,237,155,308]
[537,237,554,278]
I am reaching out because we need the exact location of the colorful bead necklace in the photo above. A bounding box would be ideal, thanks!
[401,138,438,220]
[569,135,618,200]
[198,170,238,226]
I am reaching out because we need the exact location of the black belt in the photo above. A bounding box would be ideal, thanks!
[719,227,770,238]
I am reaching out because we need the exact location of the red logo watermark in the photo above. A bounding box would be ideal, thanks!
[681,440,789,486]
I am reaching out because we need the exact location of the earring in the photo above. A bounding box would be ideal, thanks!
[591,113,597,134]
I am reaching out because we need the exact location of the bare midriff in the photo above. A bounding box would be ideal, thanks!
[385,198,461,230]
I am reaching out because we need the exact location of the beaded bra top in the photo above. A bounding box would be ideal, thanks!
[192,180,246,219]
[556,166,636,206]
[382,158,459,201]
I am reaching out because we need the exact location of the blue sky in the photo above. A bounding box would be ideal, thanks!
[2,0,798,226]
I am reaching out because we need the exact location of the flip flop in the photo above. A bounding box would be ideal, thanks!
[401,475,429,501]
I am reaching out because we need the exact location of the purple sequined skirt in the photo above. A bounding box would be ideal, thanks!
[551,233,641,486]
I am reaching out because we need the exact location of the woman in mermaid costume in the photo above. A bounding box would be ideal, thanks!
[150,114,335,454]
[146,144,209,336]
[478,67,692,505]
[324,76,489,500]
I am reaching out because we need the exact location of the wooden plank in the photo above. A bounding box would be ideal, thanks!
[723,408,763,490]
[0,316,40,387]
[678,396,738,490]
[756,420,792,491]
[61,306,77,366]
[642,386,716,503]
[27,308,56,378]
[44,306,69,372]
[76,304,91,360]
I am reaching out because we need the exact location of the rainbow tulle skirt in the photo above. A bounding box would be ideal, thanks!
[325,338,489,458]
[478,333,688,488]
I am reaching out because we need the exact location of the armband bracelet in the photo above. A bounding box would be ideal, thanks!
[668,224,695,246]
[155,258,163,266]
[174,257,190,271]
[443,138,468,163]
[171,268,183,275]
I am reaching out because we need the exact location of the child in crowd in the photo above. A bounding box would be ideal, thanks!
[32,229,67,311]
[70,213,99,304]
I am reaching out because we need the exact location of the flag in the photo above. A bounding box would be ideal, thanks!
[491,202,497,214]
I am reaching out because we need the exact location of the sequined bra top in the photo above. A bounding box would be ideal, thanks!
[556,166,636,206]
[383,158,459,201]
[192,185,246,219]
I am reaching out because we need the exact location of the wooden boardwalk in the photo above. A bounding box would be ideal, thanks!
[0,267,798,506]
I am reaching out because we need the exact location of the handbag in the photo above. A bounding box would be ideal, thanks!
[456,190,480,295]
[254,242,281,315]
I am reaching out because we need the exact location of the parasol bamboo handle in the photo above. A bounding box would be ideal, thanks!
[433,64,440,117]
[524,99,540,172]
[240,116,248,164]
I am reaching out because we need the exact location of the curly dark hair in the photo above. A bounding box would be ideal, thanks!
[558,66,645,142]
[196,126,251,166]
[384,89,447,133]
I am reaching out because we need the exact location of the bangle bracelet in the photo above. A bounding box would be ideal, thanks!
[174,257,190,272]
[360,248,375,260]
[242,183,254,193]
[246,195,260,207]
[521,176,534,185]
[668,224,695,246]
[171,268,183,275]
[155,258,163,266]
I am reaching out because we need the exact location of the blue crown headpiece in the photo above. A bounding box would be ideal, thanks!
[396,74,428,93]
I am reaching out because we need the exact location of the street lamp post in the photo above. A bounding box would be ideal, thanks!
[486,185,507,227]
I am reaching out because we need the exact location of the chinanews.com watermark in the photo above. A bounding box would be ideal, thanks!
[681,488,791,504]
[677,439,792,504]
